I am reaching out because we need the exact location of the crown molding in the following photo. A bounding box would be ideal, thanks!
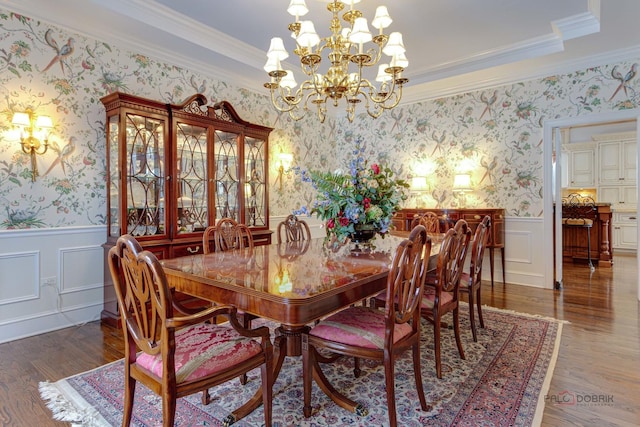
[400,44,640,105]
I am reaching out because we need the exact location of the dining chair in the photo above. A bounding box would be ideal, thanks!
[302,225,432,427]
[203,217,254,254]
[459,215,491,342]
[421,219,472,378]
[108,234,273,427]
[277,214,312,243]
[410,211,441,233]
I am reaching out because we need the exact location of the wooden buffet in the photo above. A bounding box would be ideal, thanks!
[394,208,506,285]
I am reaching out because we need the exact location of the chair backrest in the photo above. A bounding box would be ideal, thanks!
[468,216,491,286]
[410,212,441,233]
[203,218,254,254]
[108,234,171,357]
[277,214,312,244]
[435,219,472,293]
[385,225,432,328]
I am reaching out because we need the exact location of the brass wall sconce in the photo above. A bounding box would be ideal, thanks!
[453,173,472,207]
[276,152,293,190]
[12,110,53,182]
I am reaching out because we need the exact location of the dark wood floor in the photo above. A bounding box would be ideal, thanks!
[0,256,638,426]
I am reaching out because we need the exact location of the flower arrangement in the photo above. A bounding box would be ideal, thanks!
[295,138,409,243]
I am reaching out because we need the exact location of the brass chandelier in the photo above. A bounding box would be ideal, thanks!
[264,0,408,123]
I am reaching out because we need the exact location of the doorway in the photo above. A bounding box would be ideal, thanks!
[543,110,640,300]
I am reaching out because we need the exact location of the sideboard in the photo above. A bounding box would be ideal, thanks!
[394,208,506,286]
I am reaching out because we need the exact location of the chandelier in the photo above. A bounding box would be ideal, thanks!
[264,0,409,123]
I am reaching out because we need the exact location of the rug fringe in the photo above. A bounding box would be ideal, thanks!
[39,380,106,427]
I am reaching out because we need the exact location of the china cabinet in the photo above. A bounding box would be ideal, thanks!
[100,92,272,326]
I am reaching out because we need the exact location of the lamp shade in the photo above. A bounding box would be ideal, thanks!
[383,32,405,56]
[297,20,320,49]
[12,112,30,127]
[278,152,294,170]
[35,115,53,128]
[375,64,392,82]
[411,176,428,191]
[267,37,289,61]
[287,0,309,18]
[372,6,392,30]
[349,17,372,45]
[453,174,472,191]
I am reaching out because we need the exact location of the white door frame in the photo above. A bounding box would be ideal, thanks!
[543,109,640,300]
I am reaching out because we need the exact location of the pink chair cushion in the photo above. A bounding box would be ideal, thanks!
[136,323,262,383]
[421,285,454,309]
[309,307,412,349]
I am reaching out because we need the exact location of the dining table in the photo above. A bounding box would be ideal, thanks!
[161,232,441,422]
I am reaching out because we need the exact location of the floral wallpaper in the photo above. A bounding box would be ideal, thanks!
[312,65,640,218]
[0,7,639,230]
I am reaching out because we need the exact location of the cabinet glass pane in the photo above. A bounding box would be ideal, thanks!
[125,113,164,236]
[245,136,266,226]
[176,122,208,234]
[214,130,239,222]
[108,115,120,237]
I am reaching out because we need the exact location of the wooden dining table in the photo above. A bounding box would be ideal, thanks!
[161,233,441,422]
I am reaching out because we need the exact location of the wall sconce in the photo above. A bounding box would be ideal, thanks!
[453,173,472,207]
[410,176,429,208]
[12,110,53,182]
[276,152,293,190]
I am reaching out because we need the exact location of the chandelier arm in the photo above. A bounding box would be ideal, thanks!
[269,89,301,113]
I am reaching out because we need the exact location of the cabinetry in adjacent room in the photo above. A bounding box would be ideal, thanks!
[612,211,638,251]
[561,142,596,188]
[598,139,636,185]
[100,92,273,326]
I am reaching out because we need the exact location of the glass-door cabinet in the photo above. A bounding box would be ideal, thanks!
[100,93,272,327]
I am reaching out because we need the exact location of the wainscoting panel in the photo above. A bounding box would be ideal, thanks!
[0,226,106,344]
[0,251,40,305]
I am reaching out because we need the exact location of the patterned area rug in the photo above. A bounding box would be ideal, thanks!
[40,305,563,427]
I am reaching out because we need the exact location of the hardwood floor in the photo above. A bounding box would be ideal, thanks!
[0,256,638,426]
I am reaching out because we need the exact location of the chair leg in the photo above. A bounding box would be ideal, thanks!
[238,313,251,385]
[431,309,442,379]
[353,357,361,378]
[467,285,478,342]
[412,342,429,412]
[201,388,211,405]
[122,375,136,427]
[453,308,465,360]
[260,360,273,427]
[302,335,314,418]
[383,358,398,427]
[162,393,177,427]
[476,286,485,329]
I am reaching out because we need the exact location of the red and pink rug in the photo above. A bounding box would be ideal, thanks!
[40,305,563,426]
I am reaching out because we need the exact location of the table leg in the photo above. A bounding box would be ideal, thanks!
[302,336,367,418]
[227,324,309,424]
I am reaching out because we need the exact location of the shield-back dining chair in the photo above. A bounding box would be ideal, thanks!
[421,219,472,378]
[302,225,432,427]
[459,215,491,341]
[277,214,312,243]
[108,234,273,427]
